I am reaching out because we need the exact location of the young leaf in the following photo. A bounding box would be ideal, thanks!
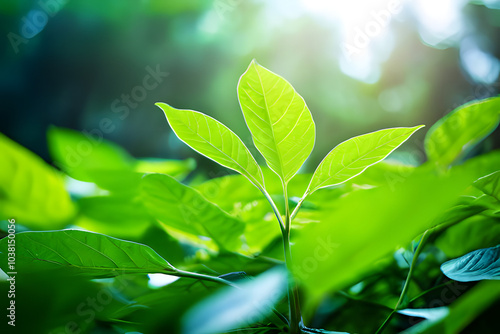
[140,173,245,251]
[307,126,424,195]
[0,133,75,228]
[473,170,500,202]
[238,60,315,184]
[156,103,265,189]
[182,267,287,334]
[0,230,177,277]
[441,244,500,282]
[425,97,500,167]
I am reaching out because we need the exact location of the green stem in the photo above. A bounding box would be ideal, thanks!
[408,280,455,305]
[175,269,238,287]
[262,188,286,235]
[290,190,309,221]
[375,229,431,334]
[283,183,302,334]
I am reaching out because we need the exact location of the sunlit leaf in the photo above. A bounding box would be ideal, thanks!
[0,133,75,228]
[238,60,315,184]
[156,103,265,189]
[441,244,500,282]
[140,173,245,251]
[425,97,500,167]
[293,165,477,300]
[307,126,424,195]
[0,230,177,277]
[182,267,287,334]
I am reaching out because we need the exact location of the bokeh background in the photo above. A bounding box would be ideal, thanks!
[1,0,500,174]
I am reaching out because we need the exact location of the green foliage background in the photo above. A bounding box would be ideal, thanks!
[1,1,500,334]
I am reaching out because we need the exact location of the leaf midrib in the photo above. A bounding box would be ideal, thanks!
[253,64,286,183]
[312,129,414,190]
[178,112,263,188]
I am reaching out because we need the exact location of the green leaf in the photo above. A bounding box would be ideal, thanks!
[156,103,265,189]
[140,173,245,251]
[435,209,500,258]
[0,133,75,228]
[48,126,196,192]
[425,97,500,167]
[238,60,315,184]
[48,126,135,181]
[474,170,500,202]
[182,267,287,334]
[292,165,478,300]
[77,195,152,238]
[441,244,500,282]
[0,230,177,277]
[307,126,424,195]
[135,157,196,178]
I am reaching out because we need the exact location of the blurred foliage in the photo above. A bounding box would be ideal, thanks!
[1,0,500,333]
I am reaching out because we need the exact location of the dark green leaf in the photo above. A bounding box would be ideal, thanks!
[441,244,500,282]
[0,230,177,277]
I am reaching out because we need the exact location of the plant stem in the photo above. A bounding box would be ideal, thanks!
[262,188,286,235]
[175,269,238,287]
[375,229,431,334]
[283,183,302,334]
[290,191,309,221]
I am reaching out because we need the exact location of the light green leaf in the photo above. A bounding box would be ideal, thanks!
[156,103,264,189]
[135,157,196,178]
[77,195,152,238]
[441,244,500,282]
[473,170,500,202]
[293,165,478,300]
[238,60,315,184]
[0,230,177,277]
[436,214,500,258]
[0,133,75,228]
[48,126,195,192]
[182,267,287,334]
[425,97,500,166]
[140,173,245,251]
[307,126,424,195]
[48,126,135,181]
